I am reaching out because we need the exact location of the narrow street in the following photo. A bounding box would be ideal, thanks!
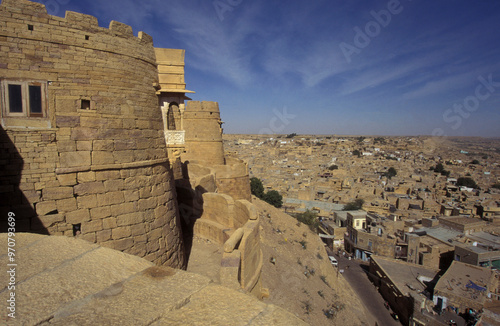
[335,252,401,326]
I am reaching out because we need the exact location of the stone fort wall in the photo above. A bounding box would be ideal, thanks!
[213,157,252,201]
[0,0,185,268]
[182,101,225,166]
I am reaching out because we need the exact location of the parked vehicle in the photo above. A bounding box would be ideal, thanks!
[328,256,338,267]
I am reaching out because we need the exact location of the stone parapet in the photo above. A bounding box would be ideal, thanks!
[0,233,306,325]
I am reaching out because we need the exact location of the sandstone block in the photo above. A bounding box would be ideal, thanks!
[57,140,76,152]
[146,239,160,253]
[59,151,91,168]
[112,226,131,240]
[35,200,57,216]
[148,227,163,242]
[43,186,74,200]
[154,205,168,219]
[110,202,136,216]
[96,229,112,242]
[56,173,77,186]
[102,217,117,229]
[144,209,155,223]
[112,237,134,251]
[92,140,113,151]
[128,243,147,257]
[95,170,121,181]
[123,190,139,202]
[56,115,80,127]
[71,127,98,140]
[104,179,125,192]
[76,140,92,151]
[76,194,97,209]
[151,213,166,230]
[77,171,96,183]
[134,234,147,244]
[92,151,114,165]
[97,191,125,206]
[74,181,105,195]
[90,206,111,219]
[114,139,136,150]
[116,212,143,227]
[139,186,152,199]
[82,219,102,233]
[131,223,146,236]
[56,197,77,212]
[224,228,245,253]
[65,208,90,224]
[138,197,156,211]
[80,232,96,243]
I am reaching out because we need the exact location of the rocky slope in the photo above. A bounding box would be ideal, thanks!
[254,197,373,325]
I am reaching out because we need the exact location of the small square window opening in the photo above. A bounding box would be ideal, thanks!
[73,223,81,236]
[81,99,91,110]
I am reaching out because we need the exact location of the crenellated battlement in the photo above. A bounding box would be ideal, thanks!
[0,0,155,64]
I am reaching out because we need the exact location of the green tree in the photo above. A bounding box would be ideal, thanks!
[491,183,500,190]
[352,150,361,157]
[250,177,264,199]
[385,167,397,179]
[471,159,480,165]
[293,209,319,232]
[263,190,283,208]
[328,164,338,170]
[456,177,478,189]
[343,198,364,211]
[434,163,444,173]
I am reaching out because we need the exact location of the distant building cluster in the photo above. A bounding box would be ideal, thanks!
[226,134,500,325]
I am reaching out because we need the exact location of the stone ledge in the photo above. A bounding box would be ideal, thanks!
[0,233,306,325]
[55,158,169,174]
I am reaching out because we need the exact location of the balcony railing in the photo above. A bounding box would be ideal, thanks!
[165,130,185,145]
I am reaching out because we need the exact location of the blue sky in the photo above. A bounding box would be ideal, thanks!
[36,0,500,136]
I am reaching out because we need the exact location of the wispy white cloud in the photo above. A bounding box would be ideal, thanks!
[151,0,266,87]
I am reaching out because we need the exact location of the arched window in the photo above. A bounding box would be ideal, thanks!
[167,102,180,130]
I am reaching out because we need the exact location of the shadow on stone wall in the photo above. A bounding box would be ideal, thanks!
[175,161,206,265]
[0,125,48,234]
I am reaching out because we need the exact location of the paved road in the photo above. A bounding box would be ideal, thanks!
[334,253,401,326]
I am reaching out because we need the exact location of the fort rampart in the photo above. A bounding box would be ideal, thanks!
[0,0,185,268]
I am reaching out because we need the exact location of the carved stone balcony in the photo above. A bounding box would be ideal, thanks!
[165,130,185,146]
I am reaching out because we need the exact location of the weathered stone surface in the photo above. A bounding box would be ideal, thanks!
[59,151,91,168]
[42,187,74,200]
[35,200,57,216]
[56,197,78,212]
[156,284,306,325]
[0,234,151,326]
[77,171,96,183]
[76,194,98,209]
[56,115,80,127]
[56,172,77,186]
[74,181,105,195]
[92,151,115,165]
[65,208,90,224]
[90,206,111,220]
[82,219,103,233]
[112,226,131,240]
[97,191,125,206]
